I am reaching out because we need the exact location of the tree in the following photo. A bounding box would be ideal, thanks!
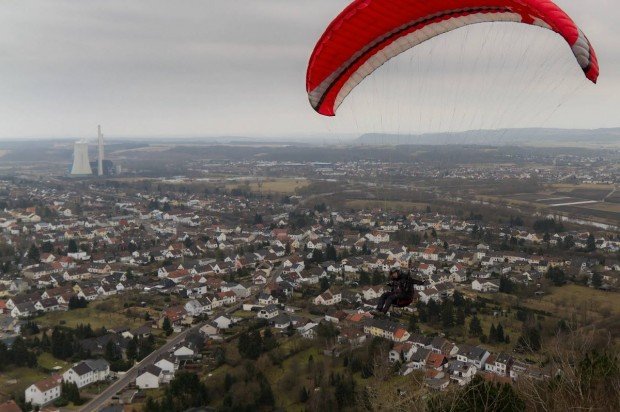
[499,276,515,294]
[489,324,497,343]
[469,315,483,337]
[61,381,82,405]
[546,267,567,287]
[104,340,121,362]
[408,315,419,333]
[516,326,541,352]
[453,290,465,307]
[325,244,338,261]
[319,277,330,293]
[238,331,263,360]
[456,308,466,326]
[162,317,173,336]
[299,386,310,403]
[427,376,524,412]
[68,239,79,254]
[68,296,88,310]
[127,337,138,360]
[359,271,370,286]
[561,235,575,250]
[592,272,603,288]
[496,323,505,343]
[312,249,324,263]
[371,271,384,286]
[441,300,455,329]
[586,233,597,252]
[145,372,210,411]
[41,241,54,253]
[28,243,40,262]
[427,300,441,324]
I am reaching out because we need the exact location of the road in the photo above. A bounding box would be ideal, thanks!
[82,304,241,412]
[80,323,201,412]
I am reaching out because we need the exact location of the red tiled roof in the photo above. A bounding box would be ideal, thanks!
[394,328,408,339]
[426,352,446,369]
[0,400,22,412]
[33,374,61,392]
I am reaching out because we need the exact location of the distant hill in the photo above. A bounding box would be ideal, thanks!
[355,128,620,147]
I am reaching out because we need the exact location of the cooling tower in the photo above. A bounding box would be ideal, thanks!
[71,140,93,176]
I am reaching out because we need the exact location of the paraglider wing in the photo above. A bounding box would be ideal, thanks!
[306,0,599,116]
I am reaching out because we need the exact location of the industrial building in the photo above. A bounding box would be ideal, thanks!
[70,140,93,176]
[70,126,116,177]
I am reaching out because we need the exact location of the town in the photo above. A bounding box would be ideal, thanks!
[0,142,618,411]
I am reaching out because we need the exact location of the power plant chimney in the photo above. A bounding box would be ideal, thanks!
[70,140,93,176]
[98,125,104,176]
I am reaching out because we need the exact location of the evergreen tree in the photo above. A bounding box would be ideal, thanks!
[456,308,466,326]
[592,272,603,288]
[586,233,597,252]
[496,323,505,343]
[359,271,370,286]
[41,241,54,254]
[453,290,465,307]
[104,340,121,362]
[516,326,542,352]
[371,271,384,286]
[427,300,441,324]
[28,243,40,262]
[441,300,455,329]
[127,337,138,360]
[469,315,483,337]
[408,315,419,333]
[299,386,309,403]
[546,267,567,286]
[319,277,330,292]
[162,317,173,336]
[489,324,497,343]
[224,373,235,392]
[68,239,79,254]
[499,276,515,294]
[325,244,338,261]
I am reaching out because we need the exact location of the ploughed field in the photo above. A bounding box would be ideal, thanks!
[489,184,620,224]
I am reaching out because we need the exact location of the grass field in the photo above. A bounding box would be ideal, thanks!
[346,199,430,212]
[37,301,145,330]
[550,183,616,191]
[226,178,310,194]
[575,202,620,213]
[0,367,49,400]
[38,352,70,371]
[534,285,620,318]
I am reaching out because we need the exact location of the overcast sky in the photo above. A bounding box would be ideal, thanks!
[0,0,618,139]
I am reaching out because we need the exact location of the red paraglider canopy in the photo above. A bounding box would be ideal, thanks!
[307,0,599,116]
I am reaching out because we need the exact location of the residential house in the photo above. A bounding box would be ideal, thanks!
[313,289,342,306]
[136,365,163,389]
[25,375,62,406]
[62,359,110,388]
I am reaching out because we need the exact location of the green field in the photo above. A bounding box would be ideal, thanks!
[529,285,620,320]
[226,178,310,194]
[0,367,48,401]
[37,300,145,330]
[346,199,430,212]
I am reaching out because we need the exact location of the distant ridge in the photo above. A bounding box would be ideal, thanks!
[355,128,620,147]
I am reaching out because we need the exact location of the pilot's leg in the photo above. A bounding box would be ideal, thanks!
[382,294,397,313]
[376,292,390,312]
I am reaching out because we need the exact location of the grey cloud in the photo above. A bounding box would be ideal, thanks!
[0,0,617,138]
